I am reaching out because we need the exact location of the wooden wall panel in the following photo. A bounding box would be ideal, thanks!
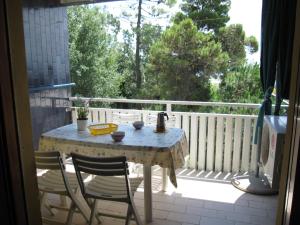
[23,6,70,87]
[22,6,72,149]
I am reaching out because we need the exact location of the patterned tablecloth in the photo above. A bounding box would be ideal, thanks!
[39,124,188,187]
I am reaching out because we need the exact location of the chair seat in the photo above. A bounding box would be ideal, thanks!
[85,176,143,200]
[37,170,87,194]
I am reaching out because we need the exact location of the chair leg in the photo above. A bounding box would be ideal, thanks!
[66,201,76,225]
[89,199,97,225]
[40,192,55,216]
[130,200,143,225]
[73,200,89,223]
[125,204,132,225]
[87,199,102,224]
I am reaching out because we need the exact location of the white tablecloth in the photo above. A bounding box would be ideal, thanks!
[39,124,188,187]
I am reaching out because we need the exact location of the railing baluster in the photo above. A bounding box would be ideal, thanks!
[224,117,233,172]
[182,114,190,165]
[198,115,207,170]
[72,109,77,124]
[190,114,198,169]
[174,113,181,128]
[232,118,243,172]
[166,103,172,113]
[87,108,92,123]
[99,109,105,123]
[215,116,224,172]
[241,118,252,172]
[250,118,258,172]
[90,109,96,123]
[206,116,216,171]
[106,108,113,123]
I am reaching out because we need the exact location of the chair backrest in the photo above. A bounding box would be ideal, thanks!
[35,151,74,195]
[71,153,130,198]
[35,151,64,170]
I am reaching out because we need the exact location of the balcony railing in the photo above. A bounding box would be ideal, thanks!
[68,97,287,174]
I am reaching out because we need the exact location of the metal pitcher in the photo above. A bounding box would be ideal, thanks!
[156,112,169,132]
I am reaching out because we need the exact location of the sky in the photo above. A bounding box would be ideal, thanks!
[100,0,263,63]
[228,0,262,63]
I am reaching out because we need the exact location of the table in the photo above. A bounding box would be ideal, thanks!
[39,124,188,223]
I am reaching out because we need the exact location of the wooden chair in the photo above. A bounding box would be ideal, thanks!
[35,151,89,225]
[71,153,143,225]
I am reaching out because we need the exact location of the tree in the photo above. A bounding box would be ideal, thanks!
[120,0,176,91]
[116,30,136,98]
[140,24,163,68]
[218,24,258,69]
[113,24,163,98]
[217,63,263,103]
[173,0,231,33]
[68,6,123,98]
[135,0,143,89]
[145,19,228,101]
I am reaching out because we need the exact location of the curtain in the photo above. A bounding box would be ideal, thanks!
[254,0,297,144]
[275,0,297,115]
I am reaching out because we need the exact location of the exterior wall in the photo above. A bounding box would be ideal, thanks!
[23,6,70,87]
[22,6,72,149]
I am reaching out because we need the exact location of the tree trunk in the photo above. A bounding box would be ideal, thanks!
[135,0,142,90]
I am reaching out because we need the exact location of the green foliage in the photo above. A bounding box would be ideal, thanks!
[67,3,263,113]
[140,24,163,65]
[218,63,263,103]
[77,107,89,120]
[174,0,231,32]
[144,19,229,101]
[245,36,259,54]
[68,6,124,98]
[120,0,177,91]
[217,25,259,69]
[218,24,246,68]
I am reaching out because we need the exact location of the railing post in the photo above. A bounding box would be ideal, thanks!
[166,103,172,113]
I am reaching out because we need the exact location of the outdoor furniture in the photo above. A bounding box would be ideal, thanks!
[39,124,188,223]
[71,153,143,225]
[35,151,89,225]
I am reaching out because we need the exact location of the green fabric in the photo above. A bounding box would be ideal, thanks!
[260,0,279,95]
[254,0,279,144]
[254,0,296,144]
[274,0,297,115]
[254,87,273,144]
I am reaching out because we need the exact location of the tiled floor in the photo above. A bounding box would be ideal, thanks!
[42,167,277,225]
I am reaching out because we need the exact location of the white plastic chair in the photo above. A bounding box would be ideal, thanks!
[71,153,143,225]
[35,151,89,225]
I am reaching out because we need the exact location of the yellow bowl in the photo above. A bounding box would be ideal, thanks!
[88,123,118,135]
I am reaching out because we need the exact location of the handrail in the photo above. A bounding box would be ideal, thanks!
[69,96,289,109]
[29,83,75,93]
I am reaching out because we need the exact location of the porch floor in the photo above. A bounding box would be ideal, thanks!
[42,168,277,225]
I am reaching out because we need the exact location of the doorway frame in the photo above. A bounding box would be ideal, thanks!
[1,0,300,224]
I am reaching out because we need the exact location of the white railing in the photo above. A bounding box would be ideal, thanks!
[69,97,288,173]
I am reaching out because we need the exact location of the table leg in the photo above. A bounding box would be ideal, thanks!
[143,165,152,223]
[162,168,168,192]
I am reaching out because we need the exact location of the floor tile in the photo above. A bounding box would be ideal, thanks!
[40,169,277,225]
[200,217,235,225]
